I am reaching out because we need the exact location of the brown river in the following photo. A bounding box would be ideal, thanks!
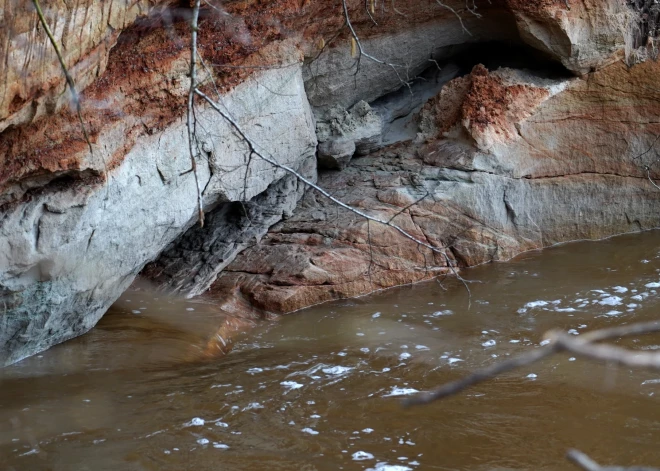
[3,231,660,470]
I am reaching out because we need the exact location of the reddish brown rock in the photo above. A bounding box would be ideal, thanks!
[210,58,660,316]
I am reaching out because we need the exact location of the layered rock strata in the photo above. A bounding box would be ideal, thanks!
[209,60,660,314]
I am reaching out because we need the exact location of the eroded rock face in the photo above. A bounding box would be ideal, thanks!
[0,0,166,134]
[505,0,634,74]
[209,60,660,315]
[1,0,660,364]
[142,157,316,298]
[0,62,317,366]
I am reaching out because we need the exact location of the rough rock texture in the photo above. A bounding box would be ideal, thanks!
[504,0,634,74]
[0,0,164,134]
[142,158,315,298]
[0,62,317,366]
[317,138,356,170]
[422,60,660,179]
[303,6,521,116]
[210,59,660,315]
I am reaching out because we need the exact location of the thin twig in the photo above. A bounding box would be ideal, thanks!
[403,344,555,406]
[342,0,411,91]
[365,0,379,25]
[434,0,472,36]
[633,134,660,163]
[366,218,375,286]
[646,166,660,190]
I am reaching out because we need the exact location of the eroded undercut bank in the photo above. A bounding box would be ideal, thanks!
[1,0,660,365]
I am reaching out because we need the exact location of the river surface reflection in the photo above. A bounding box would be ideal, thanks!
[3,231,660,470]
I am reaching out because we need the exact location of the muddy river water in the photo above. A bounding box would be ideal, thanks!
[3,231,660,470]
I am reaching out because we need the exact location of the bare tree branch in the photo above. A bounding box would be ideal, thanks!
[187,0,205,227]
[403,321,660,407]
[404,342,555,406]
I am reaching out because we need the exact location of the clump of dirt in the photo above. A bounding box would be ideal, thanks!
[419,64,549,144]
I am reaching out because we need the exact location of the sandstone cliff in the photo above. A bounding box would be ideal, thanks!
[0,0,659,364]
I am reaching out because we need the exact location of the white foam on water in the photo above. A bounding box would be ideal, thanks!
[242,402,264,411]
[399,352,412,361]
[645,282,660,288]
[301,428,319,435]
[383,387,420,397]
[432,310,453,317]
[526,373,538,379]
[482,340,496,347]
[19,449,39,457]
[613,286,629,293]
[599,296,623,306]
[186,417,205,427]
[526,301,549,308]
[213,443,229,449]
[366,463,413,471]
[280,381,304,391]
[197,438,209,445]
[322,366,353,375]
[353,451,375,461]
